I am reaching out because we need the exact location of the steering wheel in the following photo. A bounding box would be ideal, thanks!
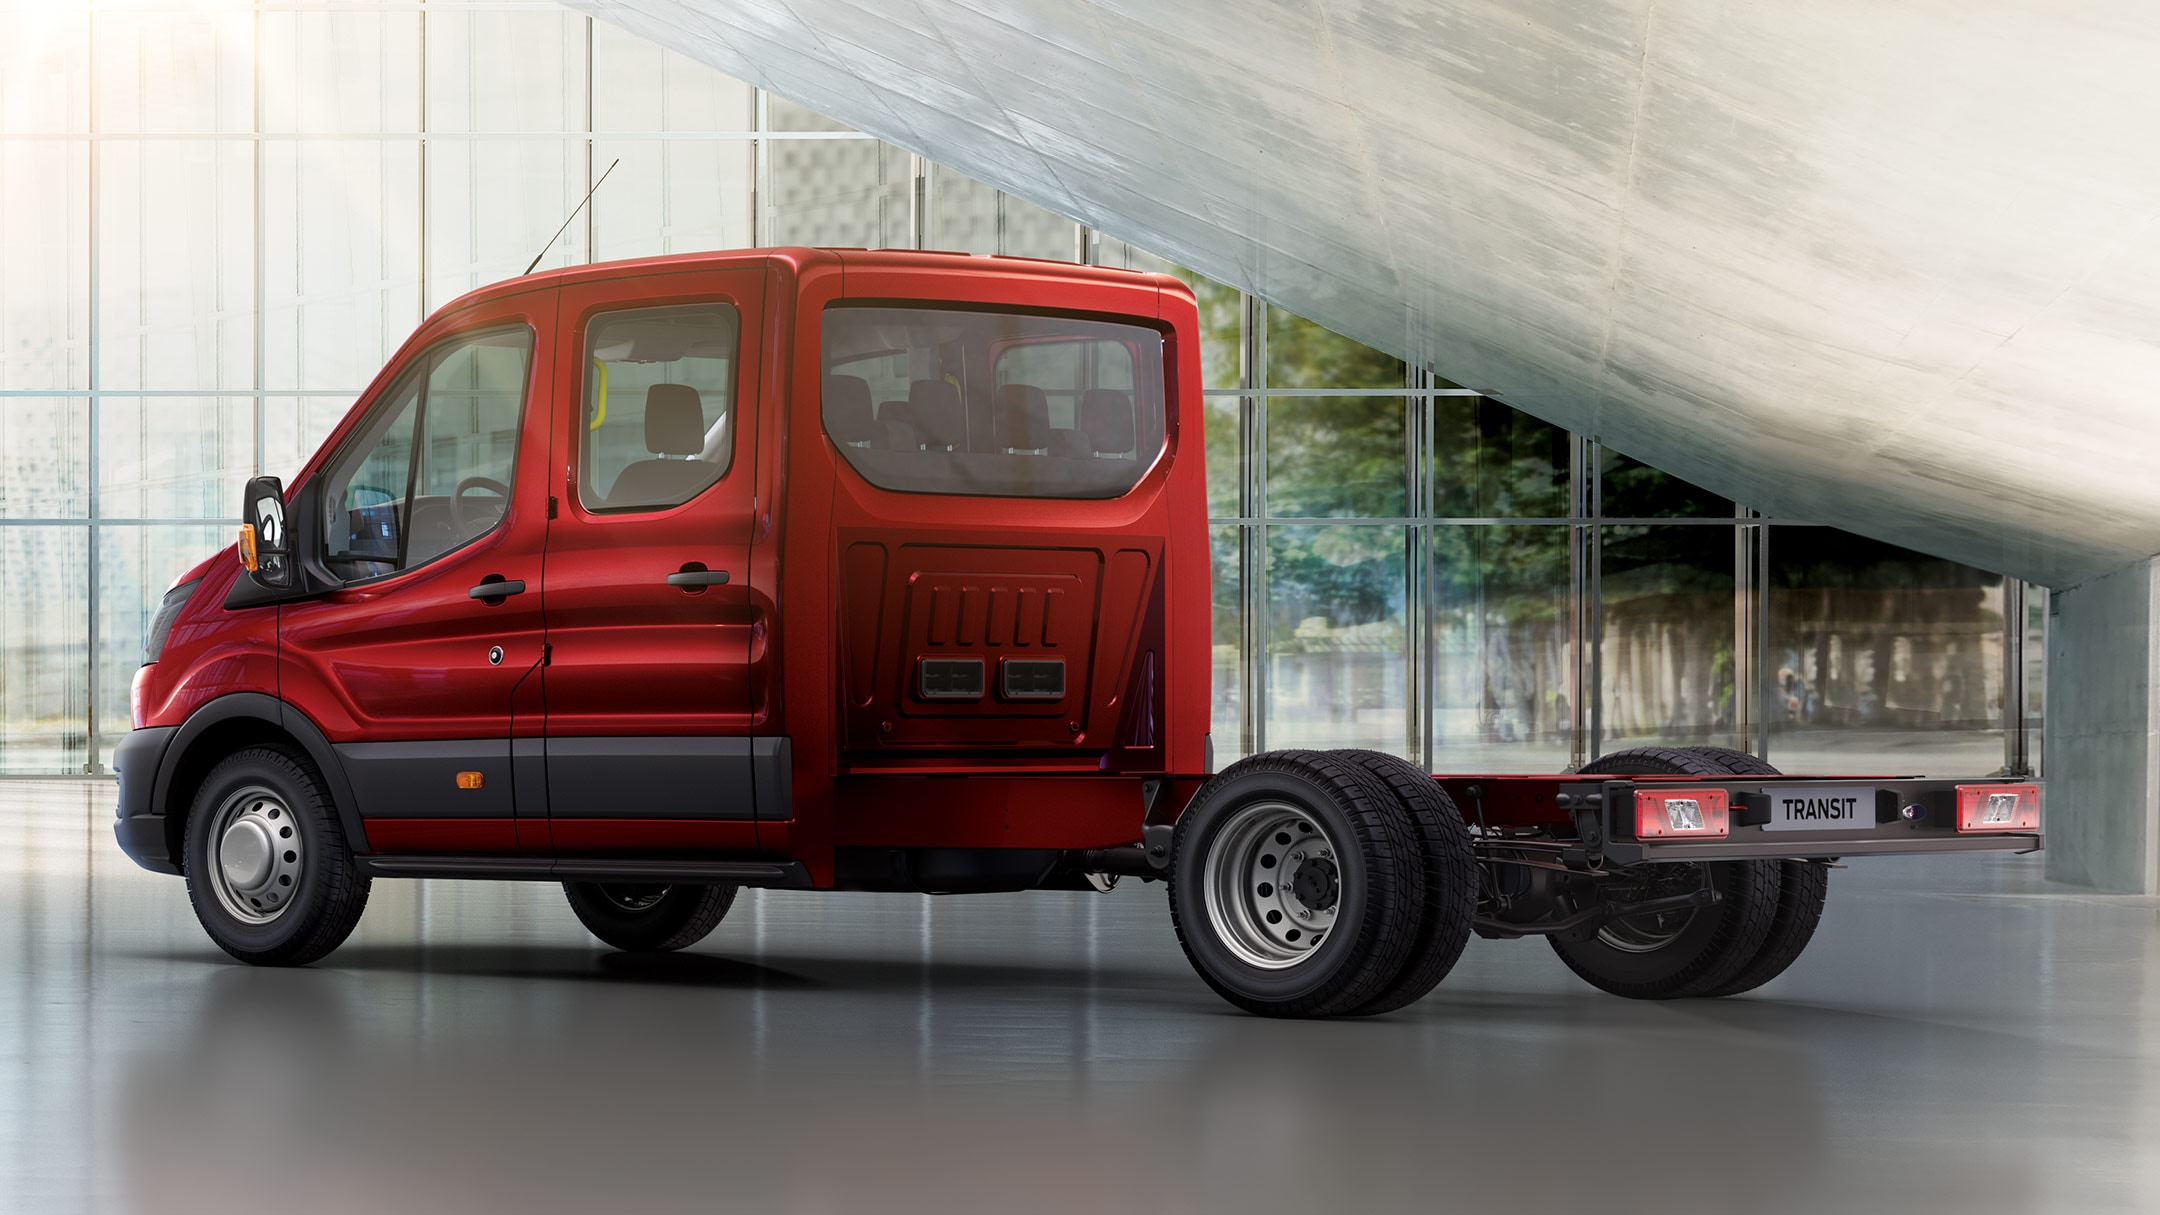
[451,476,511,537]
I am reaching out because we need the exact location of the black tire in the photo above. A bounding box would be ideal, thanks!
[182,744,371,966]
[1651,748,1834,997]
[1548,746,1783,999]
[1168,751,1425,1018]
[1328,749,1476,1015]
[1666,744,1780,777]
[1704,859,1830,996]
[564,882,737,952]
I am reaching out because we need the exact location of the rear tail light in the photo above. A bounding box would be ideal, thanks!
[1955,783,2040,833]
[1635,788,1730,840]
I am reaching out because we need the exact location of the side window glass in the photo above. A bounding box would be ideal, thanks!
[580,304,739,512]
[320,326,534,581]
[410,336,527,565]
[822,305,1165,500]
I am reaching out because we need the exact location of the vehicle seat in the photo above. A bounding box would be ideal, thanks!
[908,379,967,450]
[996,383,1051,452]
[602,383,724,508]
[1081,388,1137,456]
[873,399,918,450]
[825,375,875,445]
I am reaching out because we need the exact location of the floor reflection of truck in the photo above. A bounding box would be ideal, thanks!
[112,250,2042,1017]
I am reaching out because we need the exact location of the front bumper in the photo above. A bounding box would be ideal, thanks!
[112,726,180,875]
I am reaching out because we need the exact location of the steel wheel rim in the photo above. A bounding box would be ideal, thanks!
[207,784,304,925]
[1201,800,1341,969]
[598,884,670,913]
[1596,863,1704,953]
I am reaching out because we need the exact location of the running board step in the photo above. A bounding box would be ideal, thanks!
[358,855,813,888]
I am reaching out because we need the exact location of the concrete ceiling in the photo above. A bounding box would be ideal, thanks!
[569,0,2160,587]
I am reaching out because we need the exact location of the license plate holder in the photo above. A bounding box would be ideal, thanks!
[1763,784,1877,832]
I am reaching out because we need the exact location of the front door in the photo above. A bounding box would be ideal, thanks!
[541,272,764,852]
[280,295,554,853]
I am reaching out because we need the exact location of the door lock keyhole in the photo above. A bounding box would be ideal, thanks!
[488,645,504,666]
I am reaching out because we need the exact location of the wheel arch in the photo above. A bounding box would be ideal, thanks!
[152,693,370,868]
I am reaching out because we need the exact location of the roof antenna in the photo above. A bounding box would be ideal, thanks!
[524,157,620,276]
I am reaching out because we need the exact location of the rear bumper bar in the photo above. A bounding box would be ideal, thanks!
[1483,775,2044,865]
[1603,830,2041,864]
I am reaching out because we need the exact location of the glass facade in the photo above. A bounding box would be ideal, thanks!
[0,3,2038,778]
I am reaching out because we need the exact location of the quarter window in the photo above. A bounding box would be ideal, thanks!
[579,304,740,512]
[320,326,533,581]
[822,305,1167,500]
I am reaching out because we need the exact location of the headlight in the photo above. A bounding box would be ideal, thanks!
[143,578,202,664]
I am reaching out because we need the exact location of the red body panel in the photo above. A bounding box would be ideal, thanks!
[364,819,520,853]
[139,248,1217,883]
[539,269,765,742]
[276,288,558,750]
[133,558,276,731]
[831,777,1148,851]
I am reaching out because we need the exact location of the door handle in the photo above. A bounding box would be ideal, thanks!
[666,565,730,589]
[469,577,526,601]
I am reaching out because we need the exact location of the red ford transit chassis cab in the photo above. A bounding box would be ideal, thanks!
[114,249,2042,1017]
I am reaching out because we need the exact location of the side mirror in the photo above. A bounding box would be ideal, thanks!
[238,475,294,590]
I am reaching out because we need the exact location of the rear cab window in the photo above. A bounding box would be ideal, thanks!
[821,304,1166,499]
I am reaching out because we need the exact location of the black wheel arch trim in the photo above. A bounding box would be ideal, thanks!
[150,692,371,865]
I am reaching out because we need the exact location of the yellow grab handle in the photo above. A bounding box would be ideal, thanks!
[589,357,609,430]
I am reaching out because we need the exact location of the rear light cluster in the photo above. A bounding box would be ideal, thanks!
[1634,788,1730,840]
[1954,783,2040,833]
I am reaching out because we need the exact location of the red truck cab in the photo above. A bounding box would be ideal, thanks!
[115,249,2043,1018]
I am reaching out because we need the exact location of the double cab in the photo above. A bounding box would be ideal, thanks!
[115,249,2042,1017]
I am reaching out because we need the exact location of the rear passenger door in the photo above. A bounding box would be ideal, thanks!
[540,272,765,850]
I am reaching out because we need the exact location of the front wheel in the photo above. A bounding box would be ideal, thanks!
[1168,752,1425,1018]
[564,882,736,952]
[183,745,371,965]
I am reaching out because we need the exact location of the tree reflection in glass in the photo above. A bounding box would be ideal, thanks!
[1429,526,1572,772]
[1265,525,1407,756]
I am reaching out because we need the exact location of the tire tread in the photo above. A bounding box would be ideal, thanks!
[183,744,370,966]
[1330,750,1476,1016]
[1168,751,1425,1018]
[1549,745,1785,999]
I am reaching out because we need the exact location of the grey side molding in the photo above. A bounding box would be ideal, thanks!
[753,736,793,821]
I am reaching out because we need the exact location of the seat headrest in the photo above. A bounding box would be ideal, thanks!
[908,379,966,448]
[645,383,706,455]
[1080,388,1136,454]
[996,383,1051,450]
[825,375,874,443]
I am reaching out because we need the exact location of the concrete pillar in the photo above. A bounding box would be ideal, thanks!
[2044,556,2160,892]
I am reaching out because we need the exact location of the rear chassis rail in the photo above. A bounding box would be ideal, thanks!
[1435,774,2043,865]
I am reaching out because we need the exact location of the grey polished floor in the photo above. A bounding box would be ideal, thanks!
[5,781,2157,1214]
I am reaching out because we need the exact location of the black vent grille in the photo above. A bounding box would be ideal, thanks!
[1001,659,1065,700]
[919,658,986,699]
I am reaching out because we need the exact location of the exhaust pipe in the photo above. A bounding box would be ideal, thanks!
[1075,844,1160,880]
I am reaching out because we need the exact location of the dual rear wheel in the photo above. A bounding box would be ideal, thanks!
[1168,745,1829,1016]
[1167,750,1476,1018]
[1549,745,1830,1000]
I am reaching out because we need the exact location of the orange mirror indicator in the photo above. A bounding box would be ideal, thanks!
[237,524,259,571]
